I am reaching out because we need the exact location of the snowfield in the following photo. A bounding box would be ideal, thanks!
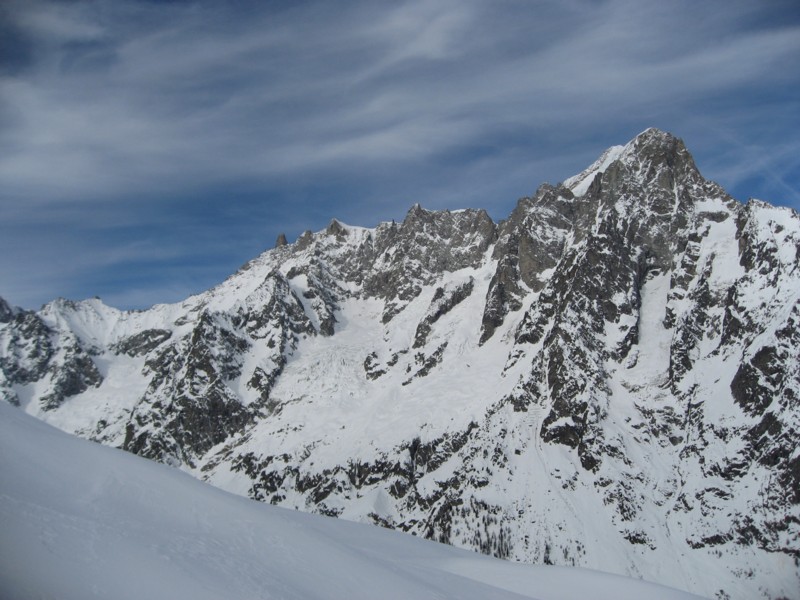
[0,401,704,600]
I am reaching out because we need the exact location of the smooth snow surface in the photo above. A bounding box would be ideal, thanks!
[0,402,705,600]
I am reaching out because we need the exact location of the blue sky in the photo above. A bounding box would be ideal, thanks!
[1,0,799,310]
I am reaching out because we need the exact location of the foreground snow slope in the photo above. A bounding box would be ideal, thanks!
[0,402,702,600]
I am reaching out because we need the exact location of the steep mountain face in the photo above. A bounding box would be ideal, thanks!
[2,129,798,600]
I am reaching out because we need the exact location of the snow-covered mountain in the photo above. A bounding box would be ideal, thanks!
[0,400,705,600]
[2,128,798,599]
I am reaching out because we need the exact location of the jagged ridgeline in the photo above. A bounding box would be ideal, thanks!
[2,129,798,599]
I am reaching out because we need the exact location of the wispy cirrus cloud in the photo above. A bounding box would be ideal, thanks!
[1,0,798,308]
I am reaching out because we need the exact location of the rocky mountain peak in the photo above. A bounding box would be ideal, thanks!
[325,218,350,241]
[399,204,496,241]
[627,126,685,150]
[612,127,700,193]
[0,297,14,323]
[564,128,700,206]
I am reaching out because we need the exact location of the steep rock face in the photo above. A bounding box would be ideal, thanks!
[0,303,102,410]
[481,185,578,343]
[2,128,798,600]
[121,310,252,465]
[362,206,495,321]
[0,297,14,323]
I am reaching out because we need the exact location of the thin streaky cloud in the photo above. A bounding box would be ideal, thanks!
[1,0,798,309]
[3,0,797,201]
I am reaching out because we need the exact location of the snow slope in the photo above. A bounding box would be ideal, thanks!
[0,401,703,600]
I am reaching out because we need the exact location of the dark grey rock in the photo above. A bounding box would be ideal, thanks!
[0,311,54,384]
[40,343,103,411]
[413,278,474,348]
[112,329,172,357]
[0,297,13,323]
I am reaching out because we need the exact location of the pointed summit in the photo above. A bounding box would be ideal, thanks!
[0,297,14,323]
[326,219,348,240]
[619,127,697,172]
[631,126,675,143]
[565,128,697,198]
[403,203,427,222]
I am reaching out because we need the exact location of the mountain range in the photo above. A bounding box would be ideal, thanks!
[2,128,798,599]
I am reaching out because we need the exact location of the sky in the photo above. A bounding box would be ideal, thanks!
[1,0,799,310]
